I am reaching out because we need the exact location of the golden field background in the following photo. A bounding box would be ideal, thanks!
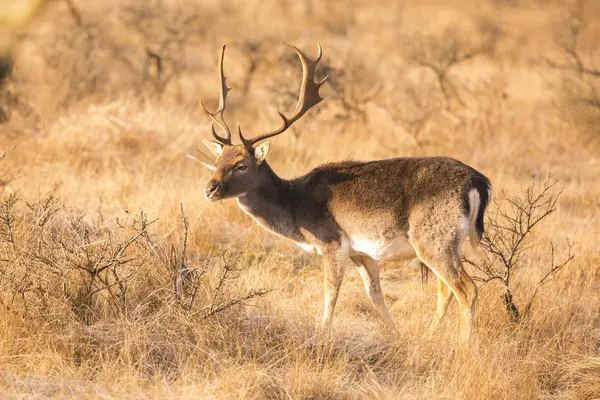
[0,0,599,398]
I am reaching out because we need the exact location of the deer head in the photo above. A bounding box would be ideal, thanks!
[199,43,327,202]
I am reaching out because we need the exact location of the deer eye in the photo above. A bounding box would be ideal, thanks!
[235,164,248,172]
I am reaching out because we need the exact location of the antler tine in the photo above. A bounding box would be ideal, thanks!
[209,121,225,144]
[200,45,232,145]
[239,42,328,148]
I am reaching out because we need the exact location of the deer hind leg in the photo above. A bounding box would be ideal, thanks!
[410,226,477,344]
[430,279,454,332]
[321,243,349,329]
[350,255,395,328]
[422,253,477,345]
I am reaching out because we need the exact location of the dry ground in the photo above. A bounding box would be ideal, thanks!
[0,0,599,398]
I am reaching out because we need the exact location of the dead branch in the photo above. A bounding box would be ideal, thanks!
[522,241,575,318]
[202,288,272,319]
[467,175,574,321]
[171,204,203,311]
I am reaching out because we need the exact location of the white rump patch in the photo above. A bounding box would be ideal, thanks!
[467,189,480,225]
[467,188,481,249]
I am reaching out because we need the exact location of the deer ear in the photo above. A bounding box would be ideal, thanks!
[253,141,270,164]
[202,140,223,158]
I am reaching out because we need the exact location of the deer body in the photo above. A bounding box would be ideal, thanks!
[198,43,491,345]
[237,157,488,259]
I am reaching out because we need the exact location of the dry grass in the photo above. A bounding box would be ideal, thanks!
[0,0,599,398]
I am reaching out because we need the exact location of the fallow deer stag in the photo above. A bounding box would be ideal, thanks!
[198,43,491,344]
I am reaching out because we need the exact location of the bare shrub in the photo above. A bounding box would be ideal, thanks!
[465,176,574,322]
[0,193,270,328]
[381,77,445,147]
[121,0,211,98]
[326,51,382,123]
[548,0,600,136]
[402,21,500,110]
[170,204,272,315]
[32,0,211,108]
[381,19,503,148]
[37,2,132,108]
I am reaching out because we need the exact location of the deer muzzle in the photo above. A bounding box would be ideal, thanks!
[204,179,224,201]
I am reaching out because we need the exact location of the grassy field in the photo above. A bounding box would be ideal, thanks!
[0,0,599,398]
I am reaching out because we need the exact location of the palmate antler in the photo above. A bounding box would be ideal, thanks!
[199,45,232,145]
[201,42,327,148]
[238,42,328,148]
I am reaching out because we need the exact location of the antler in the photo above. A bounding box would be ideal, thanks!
[200,45,232,145]
[238,42,328,148]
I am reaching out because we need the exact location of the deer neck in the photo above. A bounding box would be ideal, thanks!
[236,162,303,241]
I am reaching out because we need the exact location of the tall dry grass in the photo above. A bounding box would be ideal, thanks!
[0,0,599,398]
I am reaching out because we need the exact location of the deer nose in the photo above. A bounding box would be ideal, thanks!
[205,180,221,199]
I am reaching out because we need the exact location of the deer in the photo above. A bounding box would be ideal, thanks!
[197,42,491,345]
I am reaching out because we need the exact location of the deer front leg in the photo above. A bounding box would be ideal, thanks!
[321,247,347,328]
[351,255,395,329]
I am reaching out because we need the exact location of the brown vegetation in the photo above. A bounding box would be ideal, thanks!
[0,0,598,398]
